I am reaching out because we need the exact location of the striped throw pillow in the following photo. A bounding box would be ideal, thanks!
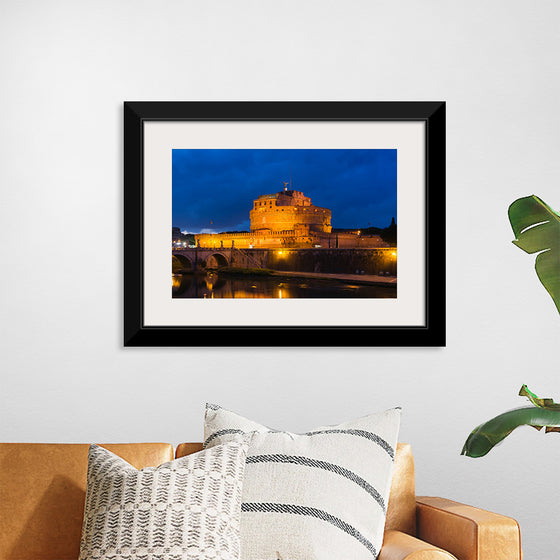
[204,405,401,560]
[79,441,249,560]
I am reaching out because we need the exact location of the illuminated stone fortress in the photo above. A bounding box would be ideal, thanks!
[195,185,387,249]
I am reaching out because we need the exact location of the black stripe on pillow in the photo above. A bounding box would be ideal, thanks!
[203,429,246,448]
[305,429,395,459]
[204,428,394,458]
[247,454,386,512]
[241,502,377,557]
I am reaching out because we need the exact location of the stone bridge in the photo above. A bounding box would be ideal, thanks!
[173,247,397,276]
[172,247,269,271]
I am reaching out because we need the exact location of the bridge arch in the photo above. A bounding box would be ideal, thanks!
[172,254,193,272]
[205,252,229,269]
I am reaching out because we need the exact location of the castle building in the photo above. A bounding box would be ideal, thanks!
[250,189,331,235]
[194,187,387,249]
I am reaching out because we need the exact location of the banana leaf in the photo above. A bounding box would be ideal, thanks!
[508,195,560,314]
[461,386,560,458]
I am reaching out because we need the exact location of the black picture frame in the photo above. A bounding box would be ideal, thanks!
[124,101,445,347]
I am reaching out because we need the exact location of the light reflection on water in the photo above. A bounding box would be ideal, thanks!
[172,273,396,299]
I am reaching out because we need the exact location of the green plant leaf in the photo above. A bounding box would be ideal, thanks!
[519,384,560,409]
[508,195,560,314]
[462,385,560,458]
[461,406,560,458]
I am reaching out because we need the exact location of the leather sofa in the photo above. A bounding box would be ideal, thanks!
[0,442,522,560]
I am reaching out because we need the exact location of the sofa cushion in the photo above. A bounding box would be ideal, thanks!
[79,441,248,560]
[0,443,173,560]
[204,404,401,560]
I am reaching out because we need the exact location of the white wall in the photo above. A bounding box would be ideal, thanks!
[1,1,559,558]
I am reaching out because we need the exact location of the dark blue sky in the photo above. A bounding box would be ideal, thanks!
[172,149,396,233]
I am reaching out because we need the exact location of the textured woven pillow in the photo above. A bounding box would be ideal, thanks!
[79,441,248,560]
[204,405,401,560]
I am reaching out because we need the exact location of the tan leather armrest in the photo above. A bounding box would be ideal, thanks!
[416,497,522,560]
[379,530,457,560]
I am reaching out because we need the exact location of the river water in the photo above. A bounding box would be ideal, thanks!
[172,273,396,299]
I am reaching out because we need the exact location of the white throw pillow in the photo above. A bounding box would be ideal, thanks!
[204,404,401,560]
[79,441,248,560]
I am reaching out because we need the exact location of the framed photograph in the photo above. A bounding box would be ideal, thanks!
[124,102,445,347]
